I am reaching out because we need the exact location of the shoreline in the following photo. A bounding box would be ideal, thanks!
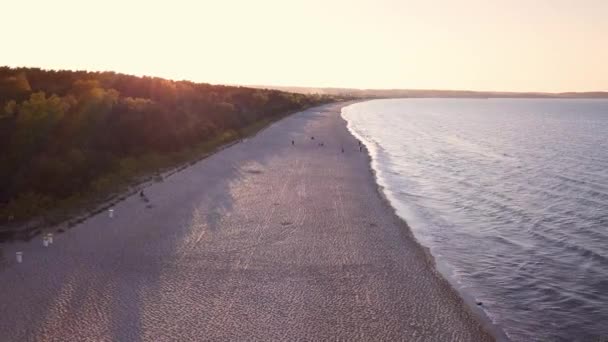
[0,102,494,341]
[341,101,508,341]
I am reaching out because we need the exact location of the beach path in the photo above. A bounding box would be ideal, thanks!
[0,103,492,341]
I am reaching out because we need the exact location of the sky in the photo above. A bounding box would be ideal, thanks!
[2,0,607,92]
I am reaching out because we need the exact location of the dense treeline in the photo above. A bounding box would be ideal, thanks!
[0,67,333,225]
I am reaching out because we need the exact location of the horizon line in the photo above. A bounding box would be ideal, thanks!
[3,65,608,95]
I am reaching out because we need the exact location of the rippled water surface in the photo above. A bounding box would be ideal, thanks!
[343,99,608,341]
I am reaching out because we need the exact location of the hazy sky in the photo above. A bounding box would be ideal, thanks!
[2,0,607,92]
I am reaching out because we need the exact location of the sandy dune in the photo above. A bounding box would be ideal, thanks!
[0,103,492,341]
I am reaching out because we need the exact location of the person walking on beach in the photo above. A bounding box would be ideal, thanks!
[292,140,294,145]
[341,146,344,153]
[140,190,150,203]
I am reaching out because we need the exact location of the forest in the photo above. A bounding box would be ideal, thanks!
[0,67,334,231]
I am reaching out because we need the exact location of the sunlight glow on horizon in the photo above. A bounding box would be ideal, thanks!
[2,0,607,92]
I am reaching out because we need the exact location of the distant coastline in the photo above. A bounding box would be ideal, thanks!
[250,85,608,99]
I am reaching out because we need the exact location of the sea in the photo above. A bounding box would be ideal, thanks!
[342,98,608,342]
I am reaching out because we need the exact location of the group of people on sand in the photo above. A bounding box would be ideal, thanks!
[290,136,364,153]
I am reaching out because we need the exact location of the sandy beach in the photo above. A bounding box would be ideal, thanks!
[0,102,493,341]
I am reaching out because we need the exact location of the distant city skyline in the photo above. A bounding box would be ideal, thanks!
[2,0,607,92]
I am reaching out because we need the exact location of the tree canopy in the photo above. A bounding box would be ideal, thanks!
[0,67,332,226]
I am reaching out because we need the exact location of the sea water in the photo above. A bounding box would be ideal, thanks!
[343,98,608,341]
